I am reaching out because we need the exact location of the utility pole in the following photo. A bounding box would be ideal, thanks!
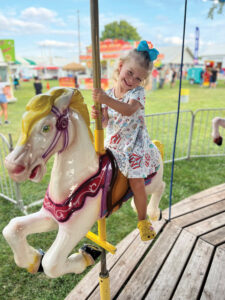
[77,9,81,62]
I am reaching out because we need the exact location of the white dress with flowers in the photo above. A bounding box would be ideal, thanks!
[105,86,160,178]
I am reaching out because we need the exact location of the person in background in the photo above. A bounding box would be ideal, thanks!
[170,68,177,88]
[91,40,161,241]
[13,76,20,90]
[210,66,218,88]
[151,68,158,91]
[33,76,43,95]
[158,66,166,89]
[200,69,204,87]
[0,76,9,124]
[74,74,79,88]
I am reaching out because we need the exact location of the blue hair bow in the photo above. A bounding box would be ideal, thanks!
[137,40,159,61]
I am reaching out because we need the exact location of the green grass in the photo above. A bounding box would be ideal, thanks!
[0,79,225,299]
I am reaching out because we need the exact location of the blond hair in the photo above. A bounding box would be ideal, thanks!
[113,49,154,87]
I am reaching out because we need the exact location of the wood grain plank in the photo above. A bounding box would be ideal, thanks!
[117,222,181,300]
[201,246,225,300]
[219,243,225,251]
[172,200,225,228]
[163,184,225,220]
[186,212,225,237]
[172,239,214,300]
[88,219,166,300]
[201,226,225,246]
[65,228,140,300]
[145,229,196,300]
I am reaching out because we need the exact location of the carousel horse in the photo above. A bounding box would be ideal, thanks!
[3,87,165,278]
[212,117,225,146]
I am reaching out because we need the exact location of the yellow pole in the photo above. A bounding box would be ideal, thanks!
[90,1,110,299]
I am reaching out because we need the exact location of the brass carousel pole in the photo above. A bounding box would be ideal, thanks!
[90,1,110,299]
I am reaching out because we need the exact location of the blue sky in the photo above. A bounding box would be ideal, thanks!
[0,0,224,61]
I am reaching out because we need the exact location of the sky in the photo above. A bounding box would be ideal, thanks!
[0,0,224,62]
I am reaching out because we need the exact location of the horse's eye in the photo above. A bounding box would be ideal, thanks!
[42,125,50,133]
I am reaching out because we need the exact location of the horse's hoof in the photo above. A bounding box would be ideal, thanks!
[80,244,102,266]
[37,249,45,272]
[214,136,223,146]
[149,209,162,222]
[158,209,162,221]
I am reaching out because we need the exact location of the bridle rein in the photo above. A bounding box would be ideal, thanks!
[42,105,69,159]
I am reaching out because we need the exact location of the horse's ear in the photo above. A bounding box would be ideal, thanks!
[51,87,74,112]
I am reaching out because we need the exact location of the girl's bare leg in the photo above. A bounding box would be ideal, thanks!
[2,103,8,121]
[129,178,156,241]
[129,178,147,221]
[0,103,3,118]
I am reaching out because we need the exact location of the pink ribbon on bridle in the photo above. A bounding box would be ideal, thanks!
[42,105,69,159]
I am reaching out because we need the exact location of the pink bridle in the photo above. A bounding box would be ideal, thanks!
[42,105,69,159]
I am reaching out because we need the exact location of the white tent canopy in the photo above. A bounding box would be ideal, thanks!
[15,56,31,66]
[158,46,194,65]
[201,44,225,65]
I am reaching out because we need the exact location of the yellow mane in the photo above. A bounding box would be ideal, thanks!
[18,88,93,145]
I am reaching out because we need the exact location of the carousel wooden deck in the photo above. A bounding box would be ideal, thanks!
[66,183,225,300]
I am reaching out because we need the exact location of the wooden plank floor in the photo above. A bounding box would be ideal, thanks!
[66,183,225,300]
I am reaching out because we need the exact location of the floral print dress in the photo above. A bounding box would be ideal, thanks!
[105,86,160,178]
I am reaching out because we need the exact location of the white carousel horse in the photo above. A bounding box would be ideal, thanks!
[212,117,225,146]
[2,87,165,278]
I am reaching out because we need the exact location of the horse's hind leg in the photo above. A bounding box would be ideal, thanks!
[2,207,57,273]
[42,225,88,278]
[147,180,165,221]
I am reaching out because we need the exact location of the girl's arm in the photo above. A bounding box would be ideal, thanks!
[92,88,141,116]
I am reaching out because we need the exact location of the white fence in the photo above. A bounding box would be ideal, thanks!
[145,108,225,162]
[0,133,24,212]
[1,108,225,212]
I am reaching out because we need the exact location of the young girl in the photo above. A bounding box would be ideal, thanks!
[91,40,160,241]
[0,77,9,124]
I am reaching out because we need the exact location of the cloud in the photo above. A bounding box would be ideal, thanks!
[0,13,46,33]
[21,7,57,21]
[37,40,75,48]
[163,36,182,45]
[20,7,65,26]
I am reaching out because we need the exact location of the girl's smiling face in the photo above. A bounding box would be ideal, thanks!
[118,59,148,92]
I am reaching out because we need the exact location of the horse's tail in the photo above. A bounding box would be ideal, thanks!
[152,140,164,160]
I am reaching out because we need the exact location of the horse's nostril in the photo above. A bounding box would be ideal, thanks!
[14,165,26,174]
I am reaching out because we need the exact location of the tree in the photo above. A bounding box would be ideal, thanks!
[208,1,224,19]
[100,20,141,41]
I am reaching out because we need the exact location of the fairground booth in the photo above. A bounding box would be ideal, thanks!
[0,40,17,102]
[59,39,164,90]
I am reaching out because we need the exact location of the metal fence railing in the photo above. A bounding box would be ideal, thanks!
[190,108,225,158]
[1,108,225,213]
[0,133,25,212]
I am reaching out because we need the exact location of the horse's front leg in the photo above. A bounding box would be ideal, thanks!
[2,207,58,273]
[42,195,101,278]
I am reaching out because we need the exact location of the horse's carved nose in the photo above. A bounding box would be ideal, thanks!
[4,158,25,174]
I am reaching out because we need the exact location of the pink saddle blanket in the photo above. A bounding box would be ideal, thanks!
[43,150,156,222]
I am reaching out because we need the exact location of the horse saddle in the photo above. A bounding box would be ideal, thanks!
[43,149,156,222]
[101,149,156,217]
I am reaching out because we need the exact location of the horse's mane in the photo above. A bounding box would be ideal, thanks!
[19,88,93,145]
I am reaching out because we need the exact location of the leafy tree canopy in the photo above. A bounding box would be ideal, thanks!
[100,20,141,41]
[208,1,224,19]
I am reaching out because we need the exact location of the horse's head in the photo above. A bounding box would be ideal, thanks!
[212,117,224,146]
[5,87,92,183]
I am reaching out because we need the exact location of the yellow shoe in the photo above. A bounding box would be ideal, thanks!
[137,219,156,241]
